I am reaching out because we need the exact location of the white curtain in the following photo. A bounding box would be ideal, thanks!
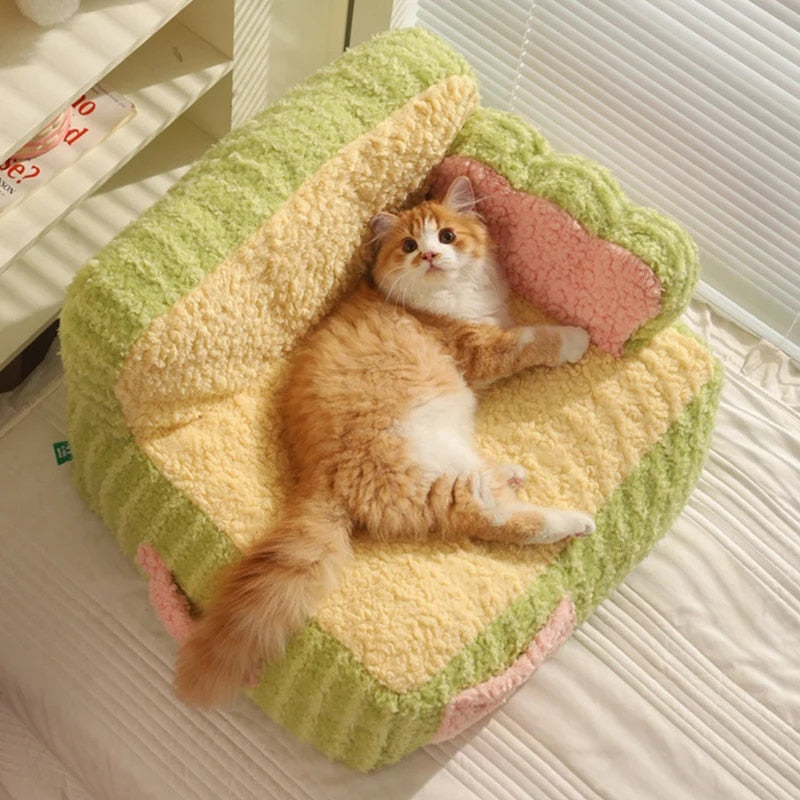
[404,0,799,361]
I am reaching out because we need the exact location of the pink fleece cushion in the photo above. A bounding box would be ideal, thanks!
[430,157,662,355]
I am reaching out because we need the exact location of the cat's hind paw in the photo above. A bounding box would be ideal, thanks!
[498,463,527,490]
[530,509,595,544]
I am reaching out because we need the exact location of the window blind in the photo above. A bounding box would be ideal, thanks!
[410,0,800,361]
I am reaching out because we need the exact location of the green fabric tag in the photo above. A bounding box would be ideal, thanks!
[53,441,72,465]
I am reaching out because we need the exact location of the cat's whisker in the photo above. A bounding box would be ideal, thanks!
[386,276,408,308]
[471,190,501,205]
[400,280,414,311]
[386,265,412,310]
[382,270,409,308]
[463,190,504,223]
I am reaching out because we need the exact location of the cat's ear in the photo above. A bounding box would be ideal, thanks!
[370,212,399,240]
[443,176,476,214]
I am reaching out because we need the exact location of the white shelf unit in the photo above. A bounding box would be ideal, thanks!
[0,0,390,373]
[0,0,240,370]
[2,0,199,158]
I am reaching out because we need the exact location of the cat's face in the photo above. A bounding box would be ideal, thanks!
[370,177,492,311]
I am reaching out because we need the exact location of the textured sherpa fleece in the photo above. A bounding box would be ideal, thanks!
[59,28,721,771]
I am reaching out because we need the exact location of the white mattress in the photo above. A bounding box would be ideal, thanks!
[1,300,798,800]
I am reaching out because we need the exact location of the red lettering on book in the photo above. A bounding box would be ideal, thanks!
[71,95,97,116]
[64,127,89,145]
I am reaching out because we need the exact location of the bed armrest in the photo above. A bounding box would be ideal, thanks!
[429,109,700,355]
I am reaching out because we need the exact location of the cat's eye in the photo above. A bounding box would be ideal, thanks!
[439,228,456,244]
[401,238,417,253]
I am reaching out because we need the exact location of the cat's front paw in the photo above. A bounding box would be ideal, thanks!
[558,327,590,364]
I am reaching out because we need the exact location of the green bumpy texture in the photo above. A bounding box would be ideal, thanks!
[449,108,700,350]
[59,28,720,771]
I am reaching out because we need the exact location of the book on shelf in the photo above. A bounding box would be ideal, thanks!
[0,84,136,214]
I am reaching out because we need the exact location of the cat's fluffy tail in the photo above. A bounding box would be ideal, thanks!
[174,495,353,708]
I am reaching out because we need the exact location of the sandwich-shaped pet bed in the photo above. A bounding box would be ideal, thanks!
[60,28,721,770]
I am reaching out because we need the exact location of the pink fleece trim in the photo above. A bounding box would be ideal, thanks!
[430,157,662,356]
[135,544,261,687]
[135,543,193,644]
[432,596,576,743]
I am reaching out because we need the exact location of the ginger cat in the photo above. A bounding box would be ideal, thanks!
[174,176,594,708]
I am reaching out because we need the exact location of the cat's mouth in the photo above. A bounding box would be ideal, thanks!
[425,262,454,276]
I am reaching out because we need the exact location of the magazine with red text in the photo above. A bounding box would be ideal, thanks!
[0,84,136,214]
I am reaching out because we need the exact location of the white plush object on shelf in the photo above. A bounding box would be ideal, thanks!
[15,0,79,26]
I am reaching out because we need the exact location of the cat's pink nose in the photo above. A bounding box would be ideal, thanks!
[422,251,438,263]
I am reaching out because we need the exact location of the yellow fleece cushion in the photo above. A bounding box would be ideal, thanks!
[126,267,713,693]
